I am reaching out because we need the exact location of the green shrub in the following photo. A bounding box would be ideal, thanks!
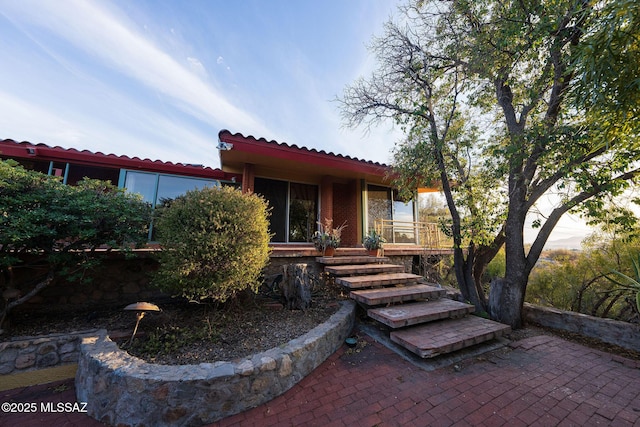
[153,186,271,302]
[484,247,505,282]
[0,160,150,329]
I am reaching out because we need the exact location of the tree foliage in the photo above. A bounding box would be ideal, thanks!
[0,160,151,330]
[527,236,640,322]
[153,186,271,302]
[339,0,640,327]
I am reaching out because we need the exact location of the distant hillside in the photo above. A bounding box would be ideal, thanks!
[543,236,584,250]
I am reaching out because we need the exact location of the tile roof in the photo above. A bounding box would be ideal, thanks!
[218,130,389,168]
[0,139,232,179]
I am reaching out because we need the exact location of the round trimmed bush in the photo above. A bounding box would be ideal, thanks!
[153,185,271,302]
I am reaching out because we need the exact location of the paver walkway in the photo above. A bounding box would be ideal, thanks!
[2,330,640,426]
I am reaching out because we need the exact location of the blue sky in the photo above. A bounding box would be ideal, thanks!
[0,0,400,167]
[0,0,593,244]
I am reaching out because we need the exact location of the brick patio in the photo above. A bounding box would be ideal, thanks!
[214,333,640,426]
[2,330,639,426]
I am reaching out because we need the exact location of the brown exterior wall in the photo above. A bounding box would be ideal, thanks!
[6,255,167,316]
[333,180,359,247]
[5,251,428,318]
[242,163,255,193]
[320,175,334,226]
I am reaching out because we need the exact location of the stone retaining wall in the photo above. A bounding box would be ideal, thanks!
[76,300,356,426]
[0,330,98,375]
[523,303,640,352]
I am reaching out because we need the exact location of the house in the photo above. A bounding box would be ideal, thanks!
[0,132,443,255]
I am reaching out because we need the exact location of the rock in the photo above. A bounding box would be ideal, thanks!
[15,352,36,369]
[282,264,312,310]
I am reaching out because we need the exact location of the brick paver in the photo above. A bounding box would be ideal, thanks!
[350,284,446,306]
[2,331,640,426]
[335,273,421,289]
[390,316,511,358]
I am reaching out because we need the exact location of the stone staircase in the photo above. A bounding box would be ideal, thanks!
[318,255,510,358]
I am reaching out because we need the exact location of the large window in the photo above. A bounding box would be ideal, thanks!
[367,184,416,244]
[121,170,221,207]
[254,178,318,243]
[66,164,119,185]
[121,170,222,240]
[3,159,120,185]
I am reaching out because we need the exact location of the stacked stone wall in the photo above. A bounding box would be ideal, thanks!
[0,330,98,375]
[76,301,355,426]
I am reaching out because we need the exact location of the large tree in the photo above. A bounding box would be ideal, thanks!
[339,0,640,328]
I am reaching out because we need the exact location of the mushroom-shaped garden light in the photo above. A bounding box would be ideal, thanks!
[124,302,160,343]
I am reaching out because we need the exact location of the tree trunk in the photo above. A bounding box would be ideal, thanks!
[281,264,312,310]
[488,277,526,328]
[453,245,488,313]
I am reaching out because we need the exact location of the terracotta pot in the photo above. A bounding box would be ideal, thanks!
[324,247,336,257]
[367,249,381,257]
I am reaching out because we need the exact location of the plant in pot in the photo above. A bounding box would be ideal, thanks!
[312,218,347,256]
[363,229,386,257]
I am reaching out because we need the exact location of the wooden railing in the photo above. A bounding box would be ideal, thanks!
[373,219,450,248]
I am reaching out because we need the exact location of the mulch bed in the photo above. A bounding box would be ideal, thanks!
[1,292,344,365]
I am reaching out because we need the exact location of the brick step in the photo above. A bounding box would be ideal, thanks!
[335,273,422,289]
[316,256,389,265]
[350,284,446,306]
[390,316,511,358]
[325,263,404,276]
[368,299,474,328]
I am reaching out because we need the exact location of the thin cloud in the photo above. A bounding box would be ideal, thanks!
[217,56,231,71]
[0,89,220,167]
[0,0,272,139]
[187,56,208,79]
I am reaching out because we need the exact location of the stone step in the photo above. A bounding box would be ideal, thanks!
[368,299,474,328]
[325,263,405,276]
[316,256,389,265]
[390,316,511,358]
[335,273,422,289]
[350,284,446,306]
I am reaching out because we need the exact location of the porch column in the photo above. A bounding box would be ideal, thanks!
[320,175,333,223]
[242,163,255,193]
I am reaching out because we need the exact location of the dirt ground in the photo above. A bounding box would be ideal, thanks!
[1,290,343,364]
[3,290,638,364]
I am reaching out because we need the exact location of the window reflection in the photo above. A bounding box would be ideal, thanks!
[289,183,318,242]
[123,171,220,207]
[156,175,219,206]
[123,172,157,203]
[254,178,318,243]
[367,184,416,244]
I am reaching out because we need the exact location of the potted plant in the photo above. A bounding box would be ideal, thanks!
[363,229,386,257]
[312,218,347,256]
